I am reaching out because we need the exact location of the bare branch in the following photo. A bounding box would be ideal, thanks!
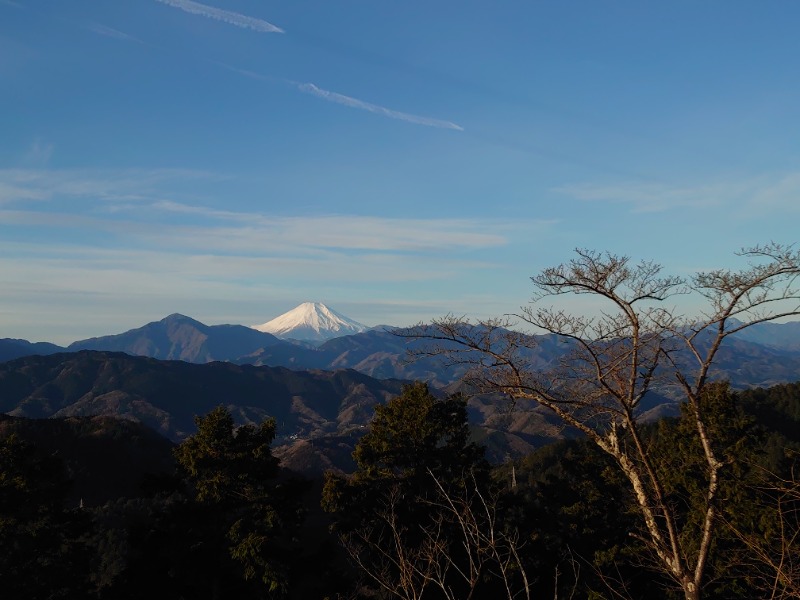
[401,245,800,600]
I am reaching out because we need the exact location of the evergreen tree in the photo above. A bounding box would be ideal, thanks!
[324,383,535,600]
[0,434,90,599]
[175,406,302,598]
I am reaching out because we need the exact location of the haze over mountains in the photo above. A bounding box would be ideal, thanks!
[3,304,800,471]
[2,303,800,388]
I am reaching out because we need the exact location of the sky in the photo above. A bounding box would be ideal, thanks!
[2,1,800,345]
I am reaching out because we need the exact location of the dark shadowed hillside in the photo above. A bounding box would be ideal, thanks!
[0,351,405,442]
[0,414,175,505]
[0,349,604,472]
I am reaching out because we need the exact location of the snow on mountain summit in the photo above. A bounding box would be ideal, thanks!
[251,302,367,342]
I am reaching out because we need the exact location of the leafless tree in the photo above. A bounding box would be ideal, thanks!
[403,243,800,600]
[339,484,435,600]
[727,456,800,599]
[337,469,534,600]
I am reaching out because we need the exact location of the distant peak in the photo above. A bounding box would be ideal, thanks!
[161,313,197,322]
[158,314,207,329]
[251,302,366,342]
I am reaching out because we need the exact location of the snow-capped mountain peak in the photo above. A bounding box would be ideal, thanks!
[251,302,367,342]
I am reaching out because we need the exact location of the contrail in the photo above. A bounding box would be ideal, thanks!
[154,0,284,34]
[85,23,146,44]
[297,82,463,131]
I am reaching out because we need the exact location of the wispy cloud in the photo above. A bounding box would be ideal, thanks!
[85,23,145,44]
[147,199,530,252]
[154,0,284,34]
[0,239,508,344]
[0,167,221,206]
[0,168,526,252]
[296,82,464,131]
[0,167,545,343]
[155,214,508,253]
[213,61,272,82]
[22,138,54,167]
[3,205,513,254]
[556,181,723,213]
[748,172,800,214]
[0,169,553,346]
[213,68,464,131]
[555,172,800,215]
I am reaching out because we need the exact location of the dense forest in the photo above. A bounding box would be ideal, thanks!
[2,380,799,599]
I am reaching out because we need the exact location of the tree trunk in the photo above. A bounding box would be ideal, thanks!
[682,577,700,600]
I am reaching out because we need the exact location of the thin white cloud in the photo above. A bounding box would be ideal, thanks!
[213,69,464,131]
[154,0,284,34]
[296,82,464,131]
[749,172,800,213]
[163,219,503,253]
[213,61,272,82]
[3,204,513,254]
[85,23,145,44]
[0,241,506,344]
[0,166,548,344]
[23,138,54,167]
[147,200,517,251]
[556,182,723,213]
[0,167,221,206]
[0,241,492,283]
[0,182,49,205]
[555,172,800,215]
[0,168,551,253]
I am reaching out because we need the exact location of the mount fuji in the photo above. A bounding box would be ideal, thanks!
[251,302,368,342]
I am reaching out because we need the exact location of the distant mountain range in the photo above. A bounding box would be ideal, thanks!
[0,351,567,472]
[0,338,64,362]
[730,319,800,351]
[0,350,404,443]
[3,311,800,389]
[3,310,800,473]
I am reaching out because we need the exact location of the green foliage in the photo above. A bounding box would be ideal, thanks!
[175,405,279,504]
[501,382,789,599]
[0,433,71,515]
[323,382,486,519]
[0,379,798,599]
[0,434,90,599]
[353,381,484,478]
[504,437,647,598]
[638,383,760,597]
[174,406,300,597]
[323,383,498,599]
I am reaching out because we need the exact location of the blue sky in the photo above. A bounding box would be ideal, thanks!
[2,1,799,344]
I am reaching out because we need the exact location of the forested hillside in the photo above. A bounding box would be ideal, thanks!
[2,381,799,599]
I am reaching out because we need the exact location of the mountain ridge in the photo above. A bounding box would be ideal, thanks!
[68,313,286,363]
[0,350,406,443]
[0,338,65,362]
[4,314,800,391]
[0,351,581,470]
